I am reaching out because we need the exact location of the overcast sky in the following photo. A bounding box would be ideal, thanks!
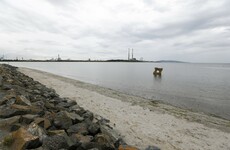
[0,0,230,62]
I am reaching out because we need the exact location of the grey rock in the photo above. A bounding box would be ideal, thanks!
[54,111,73,129]
[0,116,20,129]
[10,123,22,131]
[34,117,51,130]
[100,124,120,144]
[20,114,38,124]
[35,84,44,90]
[67,100,77,106]
[57,102,72,108]
[66,111,84,124]
[88,123,100,135]
[0,98,8,106]
[80,142,115,150]
[49,91,59,98]
[82,110,94,121]
[43,135,69,150]
[67,123,88,135]
[33,90,41,95]
[44,101,55,109]
[114,138,126,148]
[11,127,42,149]
[2,84,12,90]
[6,98,16,106]
[95,134,111,144]
[16,95,32,106]
[0,75,3,87]
[32,101,45,110]
[25,138,42,149]
[71,133,93,143]
[29,147,44,150]
[69,105,85,115]
[0,93,16,106]
[0,107,28,118]
[27,123,47,142]
[145,146,161,150]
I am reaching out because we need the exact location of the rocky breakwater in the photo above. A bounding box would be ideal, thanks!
[0,64,160,150]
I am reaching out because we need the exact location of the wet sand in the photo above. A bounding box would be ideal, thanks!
[19,67,230,150]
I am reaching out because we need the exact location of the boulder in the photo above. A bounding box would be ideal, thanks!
[71,133,93,143]
[95,134,111,144]
[44,101,56,110]
[47,98,60,105]
[0,116,20,130]
[82,110,94,121]
[53,111,84,127]
[42,135,69,150]
[2,84,13,90]
[66,111,84,124]
[32,101,45,110]
[47,90,59,99]
[0,104,41,118]
[88,123,100,135]
[11,104,41,115]
[10,123,22,132]
[15,95,32,106]
[0,92,16,106]
[33,90,41,95]
[48,130,66,136]
[34,84,44,90]
[67,100,77,106]
[80,142,115,150]
[43,111,56,122]
[56,102,72,108]
[0,98,8,106]
[100,124,120,143]
[145,146,161,150]
[42,92,50,98]
[0,107,28,118]
[47,130,75,148]
[0,75,3,87]
[67,123,88,135]
[34,117,51,129]
[114,138,127,148]
[20,114,38,124]
[69,105,86,115]
[6,98,16,106]
[11,127,41,150]
[54,111,73,129]
[27,122,47,142]
[30,95,45,103]
[118,145,140,150]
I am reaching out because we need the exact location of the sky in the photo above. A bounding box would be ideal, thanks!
[0,0,230,62]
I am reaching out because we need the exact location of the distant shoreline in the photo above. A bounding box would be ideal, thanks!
[0,60,187,63]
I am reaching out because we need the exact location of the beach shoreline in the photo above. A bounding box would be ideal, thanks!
[19,67,230,150]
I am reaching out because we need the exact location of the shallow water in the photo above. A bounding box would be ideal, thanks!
[4,62,230,119]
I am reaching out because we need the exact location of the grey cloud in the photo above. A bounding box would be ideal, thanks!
[124,1,230,41]
[0,0,229,62]
[0,1,60,33]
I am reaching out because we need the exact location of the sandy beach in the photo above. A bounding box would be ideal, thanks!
[19,67,230,150]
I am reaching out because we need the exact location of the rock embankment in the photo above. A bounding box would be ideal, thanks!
[0,64,158,150]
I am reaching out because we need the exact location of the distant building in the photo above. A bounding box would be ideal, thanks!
[127,48,136,61]
[0,55,4,60]
[57,54,61,61]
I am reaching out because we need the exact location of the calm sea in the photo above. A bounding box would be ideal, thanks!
[4,62,230,120]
